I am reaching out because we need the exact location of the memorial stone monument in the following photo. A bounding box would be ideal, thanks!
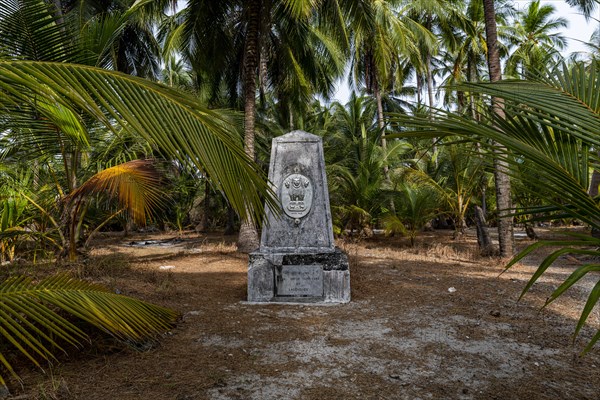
[247,130,351,303]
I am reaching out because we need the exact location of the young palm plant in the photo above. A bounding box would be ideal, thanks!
[403,142,485,237]
[0,176,32,263]
[383,182,442,246]
[324,94,410,236]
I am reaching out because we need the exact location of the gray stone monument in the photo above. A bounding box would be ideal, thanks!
[247,130,351,303]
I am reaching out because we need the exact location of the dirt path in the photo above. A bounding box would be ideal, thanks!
[13,229,600,399]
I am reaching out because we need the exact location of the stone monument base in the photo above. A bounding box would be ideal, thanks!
[247,248,350,303]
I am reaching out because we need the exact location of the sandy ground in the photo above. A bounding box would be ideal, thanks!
[7,228,600,399]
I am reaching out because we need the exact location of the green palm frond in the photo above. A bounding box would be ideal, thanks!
[505,233,600,352]
[0,60,276,225]
[0,0,77,62]
[389,64,600,226]
[390,60,600,351]
[35,99,91,149]
[0,274,178,386]
[381,213,408,237]
[385,182,441,246]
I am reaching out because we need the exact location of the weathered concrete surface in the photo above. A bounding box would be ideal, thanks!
[248,250,350,303]
[248,131,350,303]
[260,130,335,253]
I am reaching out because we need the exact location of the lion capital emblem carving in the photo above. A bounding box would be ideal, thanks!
[281,173,313,219]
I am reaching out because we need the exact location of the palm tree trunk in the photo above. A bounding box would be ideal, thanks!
[224,203,236,236]
[483,0,514,257]
[416,74,422,105]
[589,158,600,238]
[374,78,396,214]
[471,64,490,237]
[475,205,494,254]
[426,54,435,110]
[424,14,435,110]
[52,0,64,26]
[237,0,261,253]
[426,50,437,164]
[373,79,388,177]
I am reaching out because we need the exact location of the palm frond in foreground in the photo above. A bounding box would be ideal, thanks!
[390,60,600,352]
[0,60,277,225]
[0,274,179,388]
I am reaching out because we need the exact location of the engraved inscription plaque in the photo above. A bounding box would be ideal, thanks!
[281,173,313,219]
[276,265,323,297]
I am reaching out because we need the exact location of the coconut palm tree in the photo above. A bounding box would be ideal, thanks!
[402,0,464,111]
[0,0,275,247]
[482,0,514,257]
[349,0,432,150]
[58,0,166,78]
[160,0,349,251]
[505,0,568,77]
[438,0,512,113]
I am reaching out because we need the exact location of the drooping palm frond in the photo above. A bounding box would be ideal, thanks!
[504,232,600,352]
[389,60,600,351]
[462,66,600,147]
[390,61,600,227]
[564,0,599,19]
[0,274,179,386]
[0,60,276,225]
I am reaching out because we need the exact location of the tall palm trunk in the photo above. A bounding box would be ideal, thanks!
[424,15,435,111]
[469,58,490,238]
[483,0,514,256]
[424,13,438,164]
[416,74,423,105]
[52,0,64,26]
[426,53,438,164]
[237,0,261,253]
[373,79,388,177]
[426,54,435,111]
[374,78,396,214]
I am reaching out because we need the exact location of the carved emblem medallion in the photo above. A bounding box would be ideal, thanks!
[281,173,313,219]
